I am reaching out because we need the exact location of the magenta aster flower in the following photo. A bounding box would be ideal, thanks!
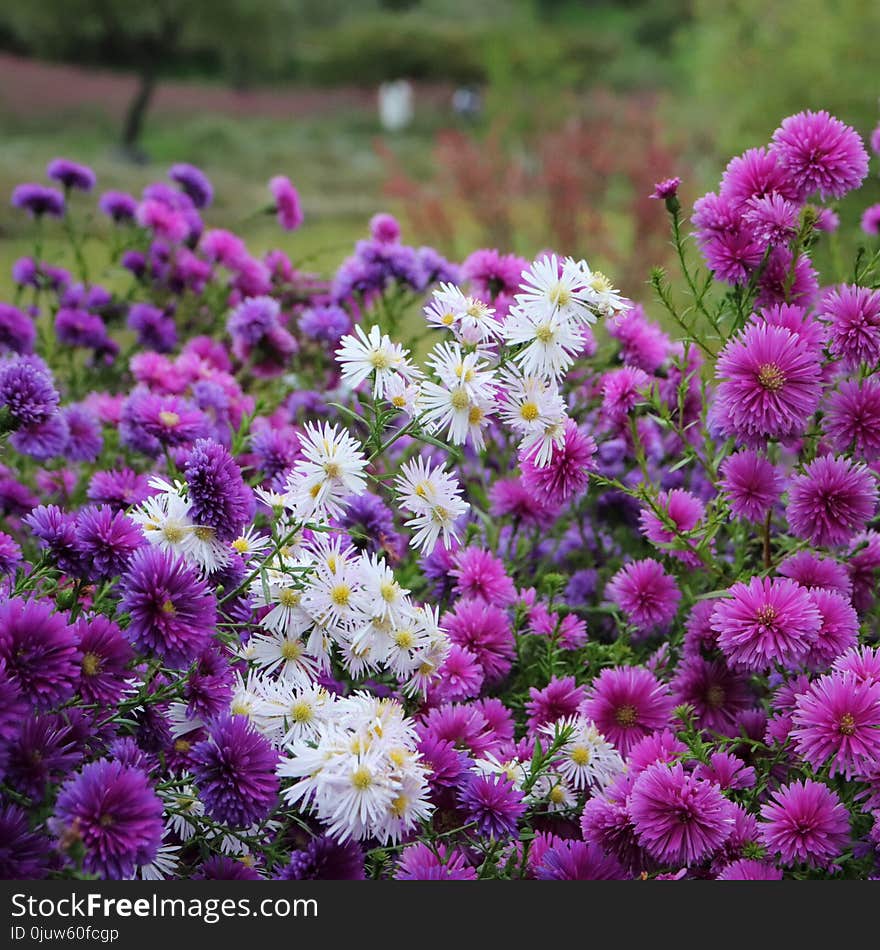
[743,193,799,245]
[52,760,162,878]
[711,576,821,671]
[716,858,783,880]
[650,176,681,200]
[824,378,880,460]
[803,587,858,669]
[786,453,877,547]
[756,302,826,354]
[861,203,880,236]
[580,773,645,872]
[629,762,734,867]
[771,110,868,200]
[606,305,670,373]
[0,597,79,709]
[87,468,153,510]
[450,546,516,606]
[520,419,596,505]
[713,322,822,444]
[671,657,755,735]
[534,838,626,880]
[431,645,484,703]
[605,559,681,634]
[626,730,687,775]
[488,477,559,526]
[525,675,585,735]
[119,546,217,668]
[601,366,650,426]
[692,751,755,791]
[458,773,525,839]
[847,530,880,612]
[194,856,261,880]
[719,146,800,207]
[719,449,784,522]
[192,714,279,827]
[443,599,515,685]
[580,666,674,757]
[821,285,880,369]
[759,779,849,867]
[833,645,880,686]
[639,489,706,567]
[791,671,880,779]
[418,702,498,759]
[777,551,852,599]
[394,842,475,880]
[268,175,303,231]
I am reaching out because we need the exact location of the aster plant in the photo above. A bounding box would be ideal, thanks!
[2,108,880,882]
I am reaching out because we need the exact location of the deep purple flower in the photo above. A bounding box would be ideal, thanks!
[73,615,134,705]
[0,354,59,428]
[54,308,106,349]
[526,675,585,735]
[759,779,849,867]
[120,546,217,668]
[87,468,153,510]
[339,491,402,559]
[193,856,261,880]
[581,667,674,757]
[716,858,783,880]
[787,453,877,547]
[650,177,681,200]
[127,303,177,353]
[719,449,784,522]
[191,714,279,827]
[629,762,734,866]
[534,838,626,880]
[10,413,69,461]
[98,191,137,222]
[458,773,525,839]
[62,404,103,462]
[771,110,868,200]
[280,836,365,880]
[24,504,82,574]
[52,760,163,878]
[11,183,65,218]
[711,576,821,671]
[393,842,475,880]
[777,550,852,599]
[47,158,96,192]
[298,304,351,343]
[184,648,234,722]
[0,531,21,577]
[0,597,79,709]
[75,505,144,579]
[0,803,50,879]
[183,438,254,543]
[824,377,880,460]
[671,657,755,735]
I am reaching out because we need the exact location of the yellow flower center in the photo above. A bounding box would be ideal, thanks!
[290,701,313,723]
[232,537,250,553]
[352,767,373,790]
[193,526,215,542]
[161,599,176,615]
[394,629,414,649]
[468,405,483,425]
[757,363,785,392]
[549,282,572,308]
[839,713,856,736]
[82,652,102,677]
[331,584,352,607]
[323,461,341,479]
[520,401,540,422]
[614,704,638,727]
[280,639,303,661]
[369,350,391,370]
[278,588,301,608]
[549,785,567,804]
[450,387,470,411]
[570,745,591,766]
[535,323,555,344]
[380,580,398,602]
[158,411,180,428]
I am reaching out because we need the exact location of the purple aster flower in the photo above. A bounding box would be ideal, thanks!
[24,504,82,574]
[713,322,821,445]
[193,856,261,880]
[98,190,137,222]
[534,838,626,880]
[671,657,755,735]
[519,419,596,505]
[458,773,525,839]
[711,576,821,672]
[580,774,646,872]
[418,702,498,759]
[756,302,826,354]
[121,249,146,276]
[9,413,69,461]
[62,403,103,462]
[0,597,79,709]
[443,599,515,685]
[74,505,143,579]
[526,675,586,735]
[692,751,755,791]
[787,453,877,547]
[87,468,153,510]
[268,175,303,231]
[0,656,27,744]
[298,304,351,343]
[369,212,401,243]
[791,671,880,779]
[169,163,213,209]
[847,531,880,612]
[183,438,254,542]
[4,713,81,799]
[0,354,59,429]
[719,146,800,207]
[771,110,868,200]
[136,199,189,243]
[120,389,209,455]
[394,842,475,880]
[759,779,849,867]
[54,308,106,349]
[47,158,95,192]
[417,245,459,287]
[191,714,279,827]
[450,547,516,606]
[833,645,880,685]
[280,836,365,880]
[52,760,162,878]
[639,489,706,568]
[184,648,234,722]
[600,366,650,426]
[719,449,784,522]
[0,303,35,355]
[756,247,818,309]
[73,615,134,705]
[824,377,880,460]
[821,284,880,369]
[0,531,21,577]
[650,176,681,200]
[606,305,670,373]
[11,183,65,218]
[629,762,734,867]
[861,203,880,236]
[339,491,402,559]
[605,559,681,635]
[804,587,859,669]
[430,644,484,703]
[119,546,217,668]
[743,193,799,245]
[778,551,852,599]
[0,803,51,879]
[716,859,783,880]
[580,666,674,757]
[127,303,177,353]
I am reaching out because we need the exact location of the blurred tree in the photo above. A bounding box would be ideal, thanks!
[1,0,348,157]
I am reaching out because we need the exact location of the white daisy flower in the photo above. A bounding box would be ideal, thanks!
[515,254,599,326]
[230,525,272,563]
[394,457,469,553]
[246,628,320,688]
[539,716,624,792]
[335,323,413,398]
[497,368,568,467]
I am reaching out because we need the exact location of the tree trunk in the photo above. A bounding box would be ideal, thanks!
[121,67,156,160]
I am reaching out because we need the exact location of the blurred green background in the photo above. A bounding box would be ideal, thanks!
[1,0,878,299]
